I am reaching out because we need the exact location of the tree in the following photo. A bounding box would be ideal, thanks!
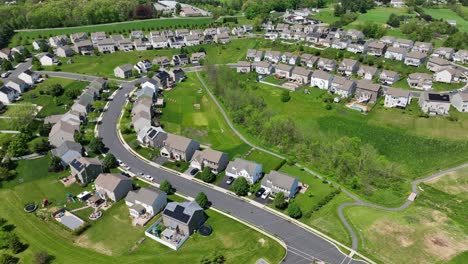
[89,137,105,154]
[32,139,50,153]
[8,234,25,254]
[34,251,52,264]
[231,177,249,196]
[65,87,82,99]
[5,103,36,131]
[160,180,173,194]
[281,90,291,102]
[102,154,118,171]
[92,100,105,112]
[287,202,302,219]
[0,167,10,182]
[0,254,18,264]
[175,3,182,15]
[273,192,287,209]
[199,167,216,183]
[147,70,154,78]
[49,156,63,172]
[132,69,139,78]
[195,192,208,208]
[1,60,12,71]
[7,135,28,157]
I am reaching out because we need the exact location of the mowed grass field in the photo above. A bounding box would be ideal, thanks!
[423,8,468,32]
[244,150,284,173]
[160,72,251,158]
[344,168,468,264]
[0,156,286,263]
[10,18,213,47]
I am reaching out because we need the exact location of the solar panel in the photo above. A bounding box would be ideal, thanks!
[148,129,157,138]
[163,205,190,223]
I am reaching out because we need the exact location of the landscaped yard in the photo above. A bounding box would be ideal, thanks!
[244,150,284,174]
[0,157,286,264]
[160,72,251,158]
[262,74,287,85]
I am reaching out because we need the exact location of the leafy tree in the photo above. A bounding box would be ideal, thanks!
[231,177,249,196]
[7,135,28,157]
[359,22,387,39]
[1,60,12,71]
[175,3,182,15]
[199,167,216,183]
[0,167,10,182]
[14,53,24,64]
[40,43,49,52]
[444,32,468,50]
[160,180,173,194]
[89,137,105,154]
[147,70,154,78]
[287,202,302,219]
[132,69,139,78]
[65,87,82,99]
[34,251,52,264]
[38,123,52,137]
[273,192,287,209]
[102,154,118,171]
[195,192,208,208]
[281,90,291,103]
[0,253,18,264]
[32,139,51,153]
[49,156,63,172]
[8,234,25,254]
[47,83,64,96]
[5,103,36,131]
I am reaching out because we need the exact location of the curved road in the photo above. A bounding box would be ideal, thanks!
[98,81,366,264]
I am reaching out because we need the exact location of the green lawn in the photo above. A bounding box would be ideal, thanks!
[262,75,287,85]
[160,72,251,158]
[0,158,285,264]
[162,160,190,173]
[10,17,213,47]
[244,150,284,173]
[19,77,89,118]
[423,8,468,32]
[311,8,341,24]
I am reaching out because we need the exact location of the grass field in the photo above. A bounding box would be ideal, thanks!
[311,8,341,24]
[10,18,213,47]
[244,150,284,173]
[0,157,285,263]
[344,168,468,264]
[18,77,89,118]
[160,72,251,158]
[423,8,468,32]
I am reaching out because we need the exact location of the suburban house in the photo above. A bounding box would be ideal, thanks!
[290,66,312,84]
[264,51,282,63]
[126,187,167,225]
[49,35,69,47]
[214,33,230,44]
[453,50,468,64]
[48,120,79,147]
[384,47,407,61]
[141,78,160,95]
[225,158,263,184]
[151,36,169,49]
[434,68,464,83]
[70,32,88,43]
[32,39,48,51]
[393,38,414,50]
[281,52,299,65]
[73,40,94,55]
[190,52,206,65]
[379,70,400,85]
[261,171,299,199]
[330,76,356,98]
[347,40,368,54]
[300,54,319,68]
[432,47,454,60]
[0,86,18,104]
[367,41,387,56]
[412,41,433,53]
[95,173,133,202]
[354,80,381,104]
[6,77,29,93]
[153,71,171,88]
[184,34,201,46]
[346,29,364,41]
[117,38,133,51]
[134,38,150,51]
[407,73,433,90]
[18,70,39,85]
[451,92,468,112]
[419,92,451,115]
[316,58,336,72]
[379,36,395,45]
[162,201,206,235]
[172,54,189,66]
[131,30,144,39]
[275,63,294,79]
[246,49,263,62]
[390,0,405,7]
[51,140,83,166]
[311,70,333,90]
[38,53,59,66]
[331,38,350,50]
[357,65,379,80]
[236,61,251,73]
[135,59,153,74]
[160,134,200,161]
[137,126,167,148]
[90,32,106,44]
[404,51,427,67]
[56,45,73,57]
[153,56,171,68]
[97,39,116,53]
[384,88,411,108]
[70,157,103,184]
[338,59,359,76]
[253,61,273,75]
[168,69,185,84]
[426,57,451,72]
[190,148,229,174]
[114,64,134,79]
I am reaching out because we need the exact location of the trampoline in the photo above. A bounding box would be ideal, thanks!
[24,203,37,213]
[199,224,212,236]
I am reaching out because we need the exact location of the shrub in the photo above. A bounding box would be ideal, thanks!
[195,192,208,208]
[287,202,302,219]
[160,180,173,194]
[231,177,249,196]
[34,251,52,264]
[199,168,216,183]
[273,192,287,209]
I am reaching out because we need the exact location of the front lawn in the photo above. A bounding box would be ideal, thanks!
[162,160,189,173]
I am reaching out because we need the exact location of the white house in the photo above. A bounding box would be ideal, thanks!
[0,86,18,104]
[311,70,333,90]
[384,88,411,108]
[407,73,433,90]
[38,53,59,66]
[18,70,39,85]
[379,70,400,85]
[225,158,263,184]
[384,47,407,61]
[261,171,298,199]
[253,61,273,75]
[434,68,463,84]
[125,187,167,219]
[419,92,451,115]
[451,92,468,113]
[330,76,356,98]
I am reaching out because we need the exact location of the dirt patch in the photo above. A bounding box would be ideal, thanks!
[201,96,209,104]
[426,170,468,196]
[74,234,113,256]
[398,235,414,247]
[370,220,415,248]
[423,232,468,260]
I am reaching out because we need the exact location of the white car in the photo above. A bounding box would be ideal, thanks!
[261,191,269,199]
[144,175,154,181]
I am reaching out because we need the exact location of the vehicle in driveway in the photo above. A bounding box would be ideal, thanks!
[144,175,154,181]
[255,188,265,198]
[189,168,199,176]
[1,72,11,78]
[261,190,269,199]
[121,172,130,177]
[226,176,235,185]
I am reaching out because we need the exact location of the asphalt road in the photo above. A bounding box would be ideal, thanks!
[99,81,366,264]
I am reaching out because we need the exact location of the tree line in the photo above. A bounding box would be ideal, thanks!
[204,64,401,195]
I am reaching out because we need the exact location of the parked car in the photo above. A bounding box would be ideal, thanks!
[226,176,235,185]
[138,172,144,176]
[144,175,154,181]
[1,72,10,78]
[189,168,199,176]
[255,188,265,198]
[261,191,269,199]
[120,172,130,177]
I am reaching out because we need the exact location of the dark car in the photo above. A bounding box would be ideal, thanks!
[190,168,199,176]
[226,176,235,185]
[255,188,265,197]
[120,172,130,177]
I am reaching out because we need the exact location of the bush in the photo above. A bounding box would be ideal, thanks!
[287,202,302,219]
[231,177,249,196]
[34,251,52,264]
[0,254,18,264]
[199,167,216,183]
[280,90,291,103]
[102,154,118,171]
[160,180,173,194]
[195,192,208,208]
[273,192,287,209]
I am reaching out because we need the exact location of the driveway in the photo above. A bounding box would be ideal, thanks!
[217,174,233,190]
[153,156,168,165]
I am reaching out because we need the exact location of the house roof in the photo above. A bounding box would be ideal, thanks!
[420,92,450,102]
[164,134,196,152]
[125,187,163,205]
[356,80,380,92]
[292,66,311,76]
[192,148,226,163]
[70,157,101,172]
[359,65,378,75]
[97,38,115,46]
[312,70,331,80]
[185,34,199,41]
[381,70,399,78]
[276,63,293,72]
[91,32,106,39]
[261,170,297,191]
[237,61,251,67]
[163,201,203,224]
[395,38,413,45]
[408,72,432,81]
[369,41,386,49]
[428,57,451,66]
[75,40,93,48]
[7,77,26,86]
[117,64,133,72]
[386,46,406,54]
[455,92,468,102]
[51,140,82,158]
[225,158,261,176]
[0,86,15,94]
[253,61,271,68]
[386,87,409,98]
[340,58,358,68]
[95,173,131,192]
